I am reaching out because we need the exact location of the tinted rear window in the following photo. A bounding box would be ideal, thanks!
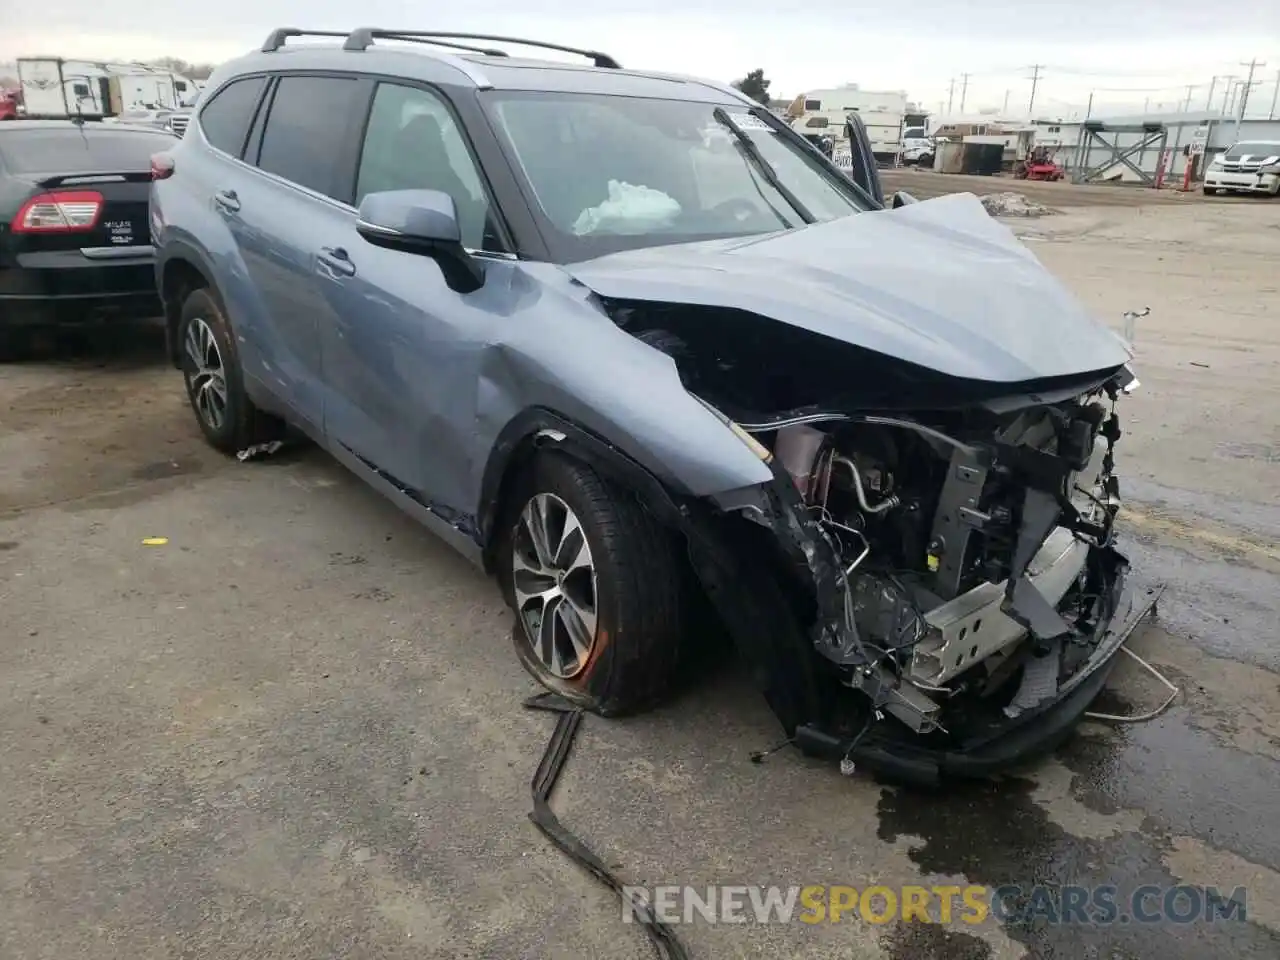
[198,76,267,157]
[256,76,366,200]
[0,127,175,174]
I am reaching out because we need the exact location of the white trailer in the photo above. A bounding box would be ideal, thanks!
[16,58,112,118]
[15,58,200,118]
[787,85,910,163]
[107,64,198,110]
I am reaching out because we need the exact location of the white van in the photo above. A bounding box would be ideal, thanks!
[1203,140,1280,196]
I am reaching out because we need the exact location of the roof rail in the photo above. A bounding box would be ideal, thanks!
[342,29,621,68]
[377,34,510,58]
[261,28,349,53]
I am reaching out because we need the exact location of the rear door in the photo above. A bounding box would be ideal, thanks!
[226,72,370,435]
[0,125,176,291]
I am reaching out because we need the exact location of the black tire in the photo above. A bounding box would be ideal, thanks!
[497,451,686,716]
[177,287,282,454]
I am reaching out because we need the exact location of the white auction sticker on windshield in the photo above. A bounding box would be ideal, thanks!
[730,112,772,130]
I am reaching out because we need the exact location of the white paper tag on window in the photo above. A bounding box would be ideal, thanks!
[729,112,772,131]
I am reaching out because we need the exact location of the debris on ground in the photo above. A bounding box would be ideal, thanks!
[236,440,285,462]
[525,692,690,959]
[980,192,1056,218]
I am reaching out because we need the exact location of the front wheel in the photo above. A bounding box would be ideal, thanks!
[498,452,687,716]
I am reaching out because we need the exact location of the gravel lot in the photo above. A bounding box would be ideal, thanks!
[2,185,1278,960]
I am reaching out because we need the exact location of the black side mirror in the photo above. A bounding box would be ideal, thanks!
[356,189,484,293]
[891,191,918,208]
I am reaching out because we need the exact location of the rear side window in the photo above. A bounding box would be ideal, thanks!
[198,76,266,157]
[0,128,175,174]
[256,76,366,200]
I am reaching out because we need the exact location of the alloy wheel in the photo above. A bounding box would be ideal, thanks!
[511,492,599,679]
[184,317,227,431]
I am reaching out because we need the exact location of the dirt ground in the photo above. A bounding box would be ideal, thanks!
[1,184,1278,960]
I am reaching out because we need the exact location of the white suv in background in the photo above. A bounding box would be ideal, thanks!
[1203,140,1280,196]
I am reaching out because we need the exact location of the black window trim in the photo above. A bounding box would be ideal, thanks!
[189,68,547,261]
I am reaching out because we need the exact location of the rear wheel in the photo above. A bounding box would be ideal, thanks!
[498,452,686,716]
[177,288,282,454]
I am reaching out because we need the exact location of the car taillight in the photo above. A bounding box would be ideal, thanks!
[10,190,104,233]
[151,153,175,181]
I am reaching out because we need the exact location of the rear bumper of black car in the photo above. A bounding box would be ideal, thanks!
[0,245,161,325]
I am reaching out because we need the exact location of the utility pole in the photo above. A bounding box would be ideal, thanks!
[947,77,956,114]
[1235,58,1265,135]
[1219,77,1236,115]
[1002,89,1010,114]
[1205,76,1218,111]
[1084,91,1094,122]
[959,73,971,112]
[1027,64,1044,118]
[1183,85,1195,112]
[1270,69,1279,120]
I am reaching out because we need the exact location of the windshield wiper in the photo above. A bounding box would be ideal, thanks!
[712,107,815,225]
[746,106,881,210]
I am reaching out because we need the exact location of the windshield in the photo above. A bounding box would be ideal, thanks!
[1225,141,1280,159]
[482,92,870,261]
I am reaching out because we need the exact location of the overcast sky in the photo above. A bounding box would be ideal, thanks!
[2,0,1277,116]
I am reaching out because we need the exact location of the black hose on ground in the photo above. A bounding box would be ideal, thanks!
[525,691,692,960]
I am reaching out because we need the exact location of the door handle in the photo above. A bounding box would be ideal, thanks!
[317,246,356,278]
[213,189,240,213]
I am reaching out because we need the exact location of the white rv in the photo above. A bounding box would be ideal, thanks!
[787,85,909,164]
[16,57,199,119]
[17,58,112,118]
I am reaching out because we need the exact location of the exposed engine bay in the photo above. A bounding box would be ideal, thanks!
[611,301,1151,780]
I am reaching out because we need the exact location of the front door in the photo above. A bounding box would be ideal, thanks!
[315,80,512,514]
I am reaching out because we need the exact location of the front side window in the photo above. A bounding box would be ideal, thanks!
[256,75,365,200]
[198,76,266,158]
[484,92,870,261]
[354,82,496,251]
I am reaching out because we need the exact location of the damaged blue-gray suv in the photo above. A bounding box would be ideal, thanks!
[150,27,1154,784]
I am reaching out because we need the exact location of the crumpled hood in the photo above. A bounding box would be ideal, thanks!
[563,192,1132,383]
